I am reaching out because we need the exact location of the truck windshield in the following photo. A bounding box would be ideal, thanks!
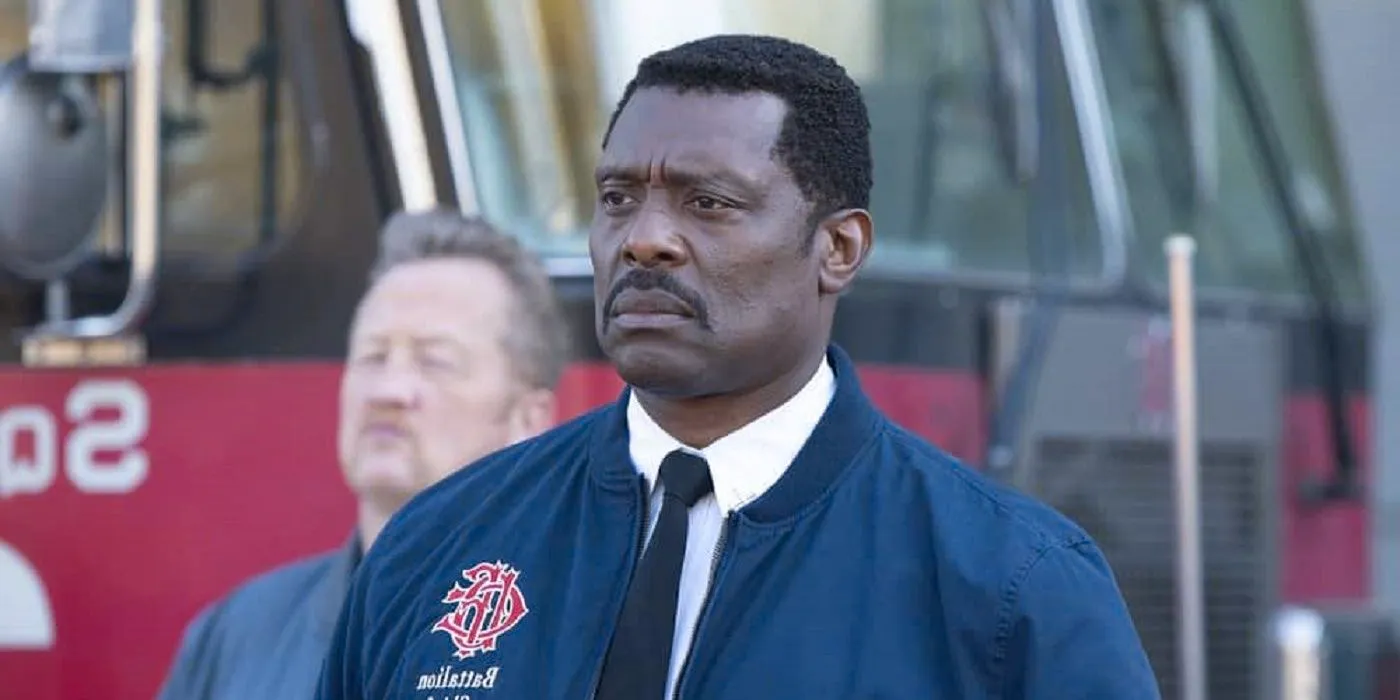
[431,0,1112,283]
[1088,0,1369,305]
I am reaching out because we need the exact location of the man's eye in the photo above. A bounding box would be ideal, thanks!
[691,196,729,210]
[423,357,455,371]
[352,350,386,366]
[600,191,633,207]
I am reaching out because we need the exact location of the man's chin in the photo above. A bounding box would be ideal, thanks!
[605,342,710,397]
[349,463,421,508]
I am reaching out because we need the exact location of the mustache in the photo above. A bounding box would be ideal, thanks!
[361,414,412,435]
[603,268,711,330]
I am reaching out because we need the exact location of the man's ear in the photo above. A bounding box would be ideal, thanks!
[814,208,873,296]
[507,388,557,444]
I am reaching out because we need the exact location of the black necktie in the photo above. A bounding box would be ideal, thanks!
[595,450,714,700]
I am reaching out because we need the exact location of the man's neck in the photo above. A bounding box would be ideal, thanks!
[356,501,393,554]
[636,347,827,449]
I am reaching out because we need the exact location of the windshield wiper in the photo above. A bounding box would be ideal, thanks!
[982,0,1069,479]
[1201,0,1359,504]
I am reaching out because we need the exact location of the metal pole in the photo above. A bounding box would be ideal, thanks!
[1274,606,1329,700]
[1166,234,1207,700]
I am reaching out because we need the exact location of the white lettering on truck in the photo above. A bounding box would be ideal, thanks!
[0,540,55,649]
[0,379,150,498]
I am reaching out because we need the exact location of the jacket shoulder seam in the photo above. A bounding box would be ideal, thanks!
[988,536,1093,696]
[885,426,1084,543]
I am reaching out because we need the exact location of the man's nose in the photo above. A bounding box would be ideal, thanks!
[621,207,688,268]
[365,364,422,409]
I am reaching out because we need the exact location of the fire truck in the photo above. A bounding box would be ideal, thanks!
[0,0,1395,698]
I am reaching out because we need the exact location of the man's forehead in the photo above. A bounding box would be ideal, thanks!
[601,88,788,181]
[608,88,787,153]
[349,307,490,353]
[350,259,512,339]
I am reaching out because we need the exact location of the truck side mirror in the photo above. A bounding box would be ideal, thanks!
[0,53,109,282]
[10,0,162,366]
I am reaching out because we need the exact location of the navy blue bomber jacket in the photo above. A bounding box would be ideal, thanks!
[315,345,1160,699]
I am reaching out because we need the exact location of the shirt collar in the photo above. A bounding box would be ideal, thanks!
[626,358,836,514]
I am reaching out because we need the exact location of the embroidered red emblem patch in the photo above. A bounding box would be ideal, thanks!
[430,561,530,659]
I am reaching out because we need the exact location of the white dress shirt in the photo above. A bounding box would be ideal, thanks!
[624,358,836,698]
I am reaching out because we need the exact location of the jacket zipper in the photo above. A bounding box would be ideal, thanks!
[587,475,650,698]
[670,511,737,700]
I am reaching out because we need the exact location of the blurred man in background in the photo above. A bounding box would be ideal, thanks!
[156,209,570,700]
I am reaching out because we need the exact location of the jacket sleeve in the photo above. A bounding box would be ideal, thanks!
[998,539,1162,699]
[154,604,222,700]
[314,561,370,700]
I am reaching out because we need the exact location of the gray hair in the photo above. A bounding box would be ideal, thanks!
[367,208,570,390]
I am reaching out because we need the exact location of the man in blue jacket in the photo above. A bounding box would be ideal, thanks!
[316,34,1161,699]
[156,210,568,700]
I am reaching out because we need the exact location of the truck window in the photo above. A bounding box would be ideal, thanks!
[1090,0,1368,305]
[430,0,1112,283]
[0,0,305,271]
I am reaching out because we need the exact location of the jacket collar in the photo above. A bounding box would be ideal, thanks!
[625,356,834,515]
[310,531,362,639]
[590,343,883,523]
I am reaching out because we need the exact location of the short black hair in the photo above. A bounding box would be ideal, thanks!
[602,34,872,219]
